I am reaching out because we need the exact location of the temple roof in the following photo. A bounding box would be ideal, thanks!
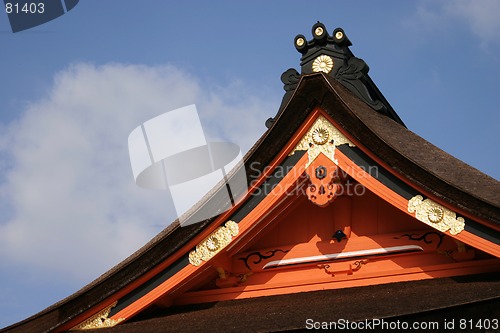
[2,23,499,333]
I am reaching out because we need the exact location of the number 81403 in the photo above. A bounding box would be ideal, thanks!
[5,2,45,14]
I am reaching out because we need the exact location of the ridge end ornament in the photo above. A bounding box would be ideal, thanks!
[189,221,239,266]
[290,22,404,124]
[408,195,465,235]
[290,115,355,167]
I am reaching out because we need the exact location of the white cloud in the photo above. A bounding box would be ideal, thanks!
[409,0,500,48]
[0,63,276,285]
[444,0,500,46]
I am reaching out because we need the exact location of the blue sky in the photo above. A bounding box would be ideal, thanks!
[1,0,499,328]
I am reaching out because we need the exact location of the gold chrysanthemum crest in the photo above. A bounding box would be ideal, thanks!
[189,221,239,266]
[427,206,444,223]
[290,115,355,167]
[312,127,329,145]
[312,55,334,74]
[408,195,465,235]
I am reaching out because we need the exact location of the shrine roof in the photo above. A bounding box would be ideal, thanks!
[3,22,499,333]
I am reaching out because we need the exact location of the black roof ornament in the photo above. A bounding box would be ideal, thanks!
[267,22,405,128]
[294,21,352,76]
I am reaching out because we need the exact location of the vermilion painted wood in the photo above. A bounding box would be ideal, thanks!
[175,259,500,305]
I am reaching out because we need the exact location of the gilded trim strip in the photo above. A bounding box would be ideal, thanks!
[71,301,124,330]
[290,115,355,167]
[408,195,465,235]
[189,221,239,266]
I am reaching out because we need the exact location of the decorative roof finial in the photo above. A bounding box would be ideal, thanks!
[266,22,406,128]
[294,21,352,77]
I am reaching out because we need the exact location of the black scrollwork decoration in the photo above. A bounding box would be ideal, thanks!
[335,57,386,113]
[394,231,444,248]
[238,249,289,270]
[281,68,301,92]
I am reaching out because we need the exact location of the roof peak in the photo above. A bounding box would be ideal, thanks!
[266,22,405,128]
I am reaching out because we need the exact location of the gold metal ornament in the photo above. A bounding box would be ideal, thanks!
[312,55,334,74]
[312,127,329,145]
[71,302,124,330]
[189,221,239,266]
[296,37,305,47]
[314,26,324,36]
[206,236,220,251]
[290,115,355,167]
[335,31,344,40]
[408,195,465,235]
[428,206,444,223]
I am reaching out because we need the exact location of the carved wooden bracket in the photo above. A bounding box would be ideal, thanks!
[305,152,342,207]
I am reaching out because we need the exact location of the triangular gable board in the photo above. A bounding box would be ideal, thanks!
[165,110,500,306]
[4,22,499,333]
